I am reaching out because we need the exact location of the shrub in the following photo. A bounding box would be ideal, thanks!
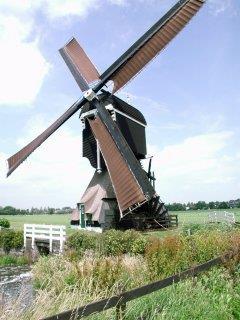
[0,230,24,253]
[0,218,10,228]
[145,235,184,280]
[101,229,126,255]
[12,230,24,250]
[67,231,97,253]
[130,235,148,255]
[100,229,147,256]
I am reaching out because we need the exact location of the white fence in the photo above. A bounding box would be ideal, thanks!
[24,224,66,252]
[208,211,236,224]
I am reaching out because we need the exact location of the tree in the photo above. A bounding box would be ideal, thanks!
[195,201,207,210]
[167,203,186,211]
[218,202,229,209]
[0,206,16,215]
[208,202,215,209]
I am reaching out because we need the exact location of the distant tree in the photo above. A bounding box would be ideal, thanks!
[0,206,16,215]
[218,202,229,209]
[48,208,55,215]
[208,202,215,209]
[167,203,186,211]
[195,201,207,210]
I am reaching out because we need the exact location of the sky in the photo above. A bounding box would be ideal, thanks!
[0,0,239,209]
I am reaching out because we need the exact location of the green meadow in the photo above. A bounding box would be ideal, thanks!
[1,208,239,234]
[0,208,240,237]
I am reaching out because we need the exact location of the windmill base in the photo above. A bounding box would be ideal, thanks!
[70,170,174,232]
[71,201,176,232]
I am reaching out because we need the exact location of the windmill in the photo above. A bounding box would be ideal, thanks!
[7,0,206,230]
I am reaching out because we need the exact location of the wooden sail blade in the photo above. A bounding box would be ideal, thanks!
[89,116,146,214]
[60,38,100,92]
[7,98,85,177]
[99,0,205,93]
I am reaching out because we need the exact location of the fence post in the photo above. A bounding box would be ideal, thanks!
[31,225,35,249]
[24,224,26,248]
[49,226,53,253]
[59,226,64,253]
[116,302,126,320]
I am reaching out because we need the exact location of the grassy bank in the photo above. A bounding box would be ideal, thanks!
[1,226,240,319]
[0,254,29,267]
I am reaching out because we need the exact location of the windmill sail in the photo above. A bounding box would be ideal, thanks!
[7,98,85,177]
[89,116,146,214]
[60,38,100,92]
[100,0,205,93]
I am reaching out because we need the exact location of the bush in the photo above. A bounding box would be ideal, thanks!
[100,229,147,256]
[66,229,148,257]
[100,230,125,255]
[0,218,10,228]
[0,230,24,253]
[11,230,24,250]
[67,231,97,253]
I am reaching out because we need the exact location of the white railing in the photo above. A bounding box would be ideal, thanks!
[208,211,236,224]
[24,224,66,253]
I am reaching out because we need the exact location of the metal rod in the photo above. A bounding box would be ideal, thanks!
[96,140,102,173]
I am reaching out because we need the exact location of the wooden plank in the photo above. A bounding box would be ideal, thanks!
[41,251,235,320]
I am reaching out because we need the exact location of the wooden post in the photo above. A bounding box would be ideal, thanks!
[49,226,53,253]
[24,224,26,248]
[116,302,126,320]
[31,225,35,249]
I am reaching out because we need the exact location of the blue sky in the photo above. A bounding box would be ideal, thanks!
[0,0,239,208]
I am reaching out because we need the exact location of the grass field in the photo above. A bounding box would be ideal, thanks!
[1,208,239,235]
[0,213,72,233]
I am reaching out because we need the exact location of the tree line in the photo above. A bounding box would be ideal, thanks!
[0,206,73,215]
[166,199,240,211]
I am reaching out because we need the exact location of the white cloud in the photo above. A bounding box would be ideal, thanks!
[208,0,236,16]
[0,114,94,208]
[0,0,129,107]
[144,131,240,203]
[0,13,50,106]
[43,0,99,19]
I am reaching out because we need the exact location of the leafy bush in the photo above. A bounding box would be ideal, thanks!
[11,230,24,250]
[0,230,24,253]
[100,229,125,255]
[145,235,184,280]
[66,229,148,256]
[100,229,147,256]
[144,230,238,281]
[67,231,97,253]
[0,218,10,228]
